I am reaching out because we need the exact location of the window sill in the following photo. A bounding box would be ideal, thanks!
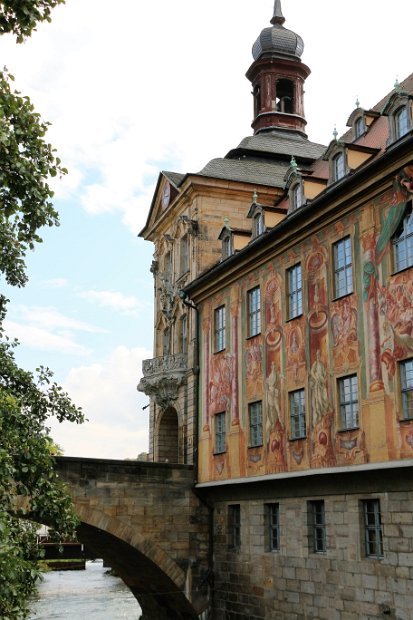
[288,435,306,442]
[399,417,413,424]
[286,313,303,323]
[246,332,261,340]
[337,426,360,434]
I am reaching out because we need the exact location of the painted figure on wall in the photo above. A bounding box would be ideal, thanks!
[245,342,263,398]
[266,361,281,427]
[379,276,413,377]
[209,354,233,416]
[331,297,358,368]
[310,350,330,426]
[362,165,413,391]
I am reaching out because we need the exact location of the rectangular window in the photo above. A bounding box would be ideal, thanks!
[248,286,261,337]
[400,359,413,419]
[214,412,226,454]
[289,389,306,439]
[249,401,263,447]
[362,499,383,558]
[308,500,326,553]
[228,504,240,550]
[287,264,302,319]
[265,503,280,551]
[180,315,187,354]
[333,237,353,298]
[338,374,359,430]
[180,235,189,274]
[214,306,226,352]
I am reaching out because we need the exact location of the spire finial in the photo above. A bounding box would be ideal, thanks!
[290,155,298,170]
[271,0,285,25]
[252,190,258,204]
[224,216,230,229]
[333,125,338,141]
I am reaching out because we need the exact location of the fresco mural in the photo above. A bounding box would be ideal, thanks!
[200,165,413,482]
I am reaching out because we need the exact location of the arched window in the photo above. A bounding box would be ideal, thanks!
[254,212,264,237]
[275,79,294,114]
[396,106,409,140]
[333,152,345,182]
[355,117,365,139]
[291,183,303,210]
[254,85,261,117]
[393,203,413,271]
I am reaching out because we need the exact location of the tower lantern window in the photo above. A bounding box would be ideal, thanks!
[275,79,294,113]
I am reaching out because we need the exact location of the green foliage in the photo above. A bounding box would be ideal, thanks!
[0,1,84,617]
[0,0,65,43]
[0,67,67,291]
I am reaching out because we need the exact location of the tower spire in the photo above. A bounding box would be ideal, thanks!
[271,0,285,26]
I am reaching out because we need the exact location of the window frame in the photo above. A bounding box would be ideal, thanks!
[247,286,261,337]
[392,202,413,272]
[362,499,384,559]
[265,503,280,552]
[308,500,326,554]
[395,105,409,140]
[214,411,226,454]
[291,182,303,211]
[248,401,263,448]
[287,263,303,320]
[289,388,306,439]
[400,358,413,420]
[214,305,226,352]
[333,151,346,182]
[338,374,359,430]
[254,211,264,237]
[355,116,365,139]
[228,504,241,550]
[333,236,353,298]
[222,234,233,259]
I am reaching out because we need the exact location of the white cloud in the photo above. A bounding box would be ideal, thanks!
[16,305,105,334]
[51,346,152,459]
[79,290,144,315]
[4,320,91,356]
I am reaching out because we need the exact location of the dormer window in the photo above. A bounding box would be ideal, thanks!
[396,105,409,140]
[254,212,265,237]
[355,117,365,139]
[333,152,346,182]
[291,183,304,211]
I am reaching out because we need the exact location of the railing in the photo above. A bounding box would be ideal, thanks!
[142,353,187,377]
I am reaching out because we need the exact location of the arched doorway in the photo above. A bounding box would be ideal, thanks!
[157,406,179,463]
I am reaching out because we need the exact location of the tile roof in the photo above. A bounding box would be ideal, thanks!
[227,132,326,161]
[197,157,289,188]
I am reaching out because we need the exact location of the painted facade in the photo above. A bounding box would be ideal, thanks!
[140,1,413,617]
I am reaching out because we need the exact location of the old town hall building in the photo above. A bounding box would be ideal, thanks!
[139,1,413,617]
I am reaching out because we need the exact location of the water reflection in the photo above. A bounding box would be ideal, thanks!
[29,560,142,619]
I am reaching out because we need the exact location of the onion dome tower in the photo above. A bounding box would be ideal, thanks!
[246,0,311,136]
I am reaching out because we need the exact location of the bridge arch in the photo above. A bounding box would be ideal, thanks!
[55,457,210,620]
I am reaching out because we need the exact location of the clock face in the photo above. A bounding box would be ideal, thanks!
[162,182,171,209]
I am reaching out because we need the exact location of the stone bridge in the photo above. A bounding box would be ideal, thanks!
[55,457,211,620]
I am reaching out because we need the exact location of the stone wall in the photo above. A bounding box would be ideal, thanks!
[202,465,413,619]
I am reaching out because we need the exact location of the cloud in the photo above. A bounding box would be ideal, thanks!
[79,290,144,315]
[15,305,106,334]
[51,345,152,459]
[4,320,91,356]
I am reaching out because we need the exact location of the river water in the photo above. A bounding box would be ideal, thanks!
[29,560,142,619]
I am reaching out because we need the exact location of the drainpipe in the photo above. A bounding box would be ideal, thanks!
[179,290,214,618]
[178,290,199,479]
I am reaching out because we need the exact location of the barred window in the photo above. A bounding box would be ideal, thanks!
[333,237,353,298]
[289,389,306,439]
[308,500,326,553]
[287,264,302,319]
[265,503,280,552]
[362,499,383,558]
[214,412,226,454]
[338,375,359,430]
[248,286,261,337]
[214,306,226,352]
[228,505,241,550]
[249,401,263,447]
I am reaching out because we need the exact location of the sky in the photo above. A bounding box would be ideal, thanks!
[1,0,412,459]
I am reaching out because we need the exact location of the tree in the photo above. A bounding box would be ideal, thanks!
[0,2,84,617]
